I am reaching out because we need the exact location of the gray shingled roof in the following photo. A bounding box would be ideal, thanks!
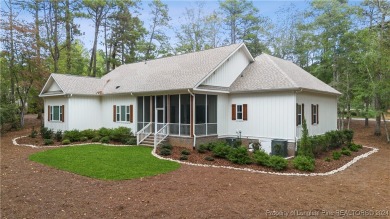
[229,54,341,95]
[101,43,243,94]
[50,73,106,95]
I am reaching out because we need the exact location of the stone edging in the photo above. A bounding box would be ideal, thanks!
[151,147,379,176]
[13,135,379,176]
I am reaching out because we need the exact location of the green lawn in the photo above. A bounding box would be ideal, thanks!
[29,145,180,180]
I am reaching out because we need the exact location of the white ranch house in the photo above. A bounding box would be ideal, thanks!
[39,43,340,156]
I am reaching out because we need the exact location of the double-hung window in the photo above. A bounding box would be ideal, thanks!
[48,105,64,122]
[232,104,247,121]
[296,104,304,126]
[116,105,130,122]
[236,105,243,120]
[311,104,319,125]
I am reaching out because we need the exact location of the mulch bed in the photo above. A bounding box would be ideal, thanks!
[17,135,129,147]
[159,146,372,174]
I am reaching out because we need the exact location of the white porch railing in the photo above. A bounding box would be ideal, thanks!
[136,122,153,145]
[154,123,169,148]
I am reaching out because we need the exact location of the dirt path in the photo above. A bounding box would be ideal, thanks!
[1,116,389,218]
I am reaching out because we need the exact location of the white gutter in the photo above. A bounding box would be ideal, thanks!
[188,89,196,148]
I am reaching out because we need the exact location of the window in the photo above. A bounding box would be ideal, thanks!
[48,105,64,122]
[232,104,247,121]
[311,104,319,124]
[237,105,243,120]
[296,103,304,126]
[113,105,133,123]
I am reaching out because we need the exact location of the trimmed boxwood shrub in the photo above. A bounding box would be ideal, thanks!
[54,130,63,142]
[341,148,351,156]
[100,136,110,144]
[159,148,172,156]
[110,127,132,142]
[63,129,81,142]
[342,129,354,145]
[40,127,54,139]
[293,156,315,171]
[268,156,288,171]
[197,144,208,153]
[98,127,113,138]
[125,138,137,145]
[179,155,188,160]
[44,139,54,145]
[62,139,71,145]
[160,143,173,150]
[181,149,191,155]
[212,144,232,158]
[348,143,360,152]
[332,151,342,160]
[253,150,270,166]
[227,146,252,164]
[81,129,98,139]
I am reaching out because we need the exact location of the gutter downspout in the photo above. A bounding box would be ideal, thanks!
[188,89,196,148]
[295,89,303,154]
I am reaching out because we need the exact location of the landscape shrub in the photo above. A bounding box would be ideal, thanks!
[212,143,232,158]
[227,146,252,164]
[332,151,342,160]
[251,142,261,152]
[268,156,288,171]
[326,130,344,150]
[100,136,110,144]
[44,139,54,145]
[341,148,351,156]
[40,127,53,139]
[232,140,242,148]
[197,144,208,153]
[110,127,132,142]
[204,156,215,161]
[91,136,101,142]
[253,150,270,166]
[125,138,137,145]
[293,156,315,171]
[325,157,331,162]
[310,135,328,157]
[160,143,173,150]
[159,148,172,156]
[62,139,71,145]
[29,127,38,138]
[81,129,98,139]
[297,119,314,158]
[80,136,88,142]
[98,127,113,138]
[63,129,81,142]
[342,129,354,145]
[348,143,360,152]
[179,155,188,160]
[181,149,191,155]
[54,130,63,142]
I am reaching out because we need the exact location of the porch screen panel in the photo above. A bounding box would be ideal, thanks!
[180,94,190,136]
[144,96,150,123]
[170,95,179,135]
[137,97,143,131]
[207,95,217,135]
[195,94,206,135]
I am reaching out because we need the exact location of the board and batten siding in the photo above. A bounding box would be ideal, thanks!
[226,92,296,141]
[202,48,250,87]
[296,92,338,138]
[67,96,102,130]
[44,96,69,131]
[101,95,137,133]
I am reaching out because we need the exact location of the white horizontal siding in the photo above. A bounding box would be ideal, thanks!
[68,96,102,130]
[296,92,338,138]
[101,95,137,134]
[44,96,69,131]
[202,48,250,87]
[225,92,296,141]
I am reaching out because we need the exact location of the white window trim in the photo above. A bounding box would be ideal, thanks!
[50,105,62,122]
[297,104,302,126]
[236,104,243,121]
[116,105,130,123]
[312,104,318,125]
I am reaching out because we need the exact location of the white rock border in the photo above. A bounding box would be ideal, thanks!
[13,135,379,176]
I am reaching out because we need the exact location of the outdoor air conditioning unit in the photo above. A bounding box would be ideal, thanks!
[271,139,288,157]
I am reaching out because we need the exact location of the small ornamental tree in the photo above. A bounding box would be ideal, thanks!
[298,118,314,158]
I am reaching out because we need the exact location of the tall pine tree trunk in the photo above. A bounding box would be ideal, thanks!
[65,0,71,73]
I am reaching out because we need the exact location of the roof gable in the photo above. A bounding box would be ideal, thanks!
[39,75,65,96]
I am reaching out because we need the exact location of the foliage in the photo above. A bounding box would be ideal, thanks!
[197,144,208,153]
[293,156,315,172]
[44,139,54,145]
[81,129,98,139]
[29,127,38,138]
[80,136,88,142]
[348,143,360,152]
[227,146,252,164]
[212,143,232,158]
[332,151,342,160]
[110,126,133,142]
[341,148,351,156]
[309,134,328,157]
[0,103,20,131]
[63,129,81,142]
[160,143,173,150]
[125,138,137,145]
[40,127,54,140]
[91,136,101,142]
[100,136,110,144]
[325,157,331,162]
[179,155,188,160]
[181,149,191,155]
[159,148,172,156]
[253,150,270,166]
[99,127,113,138]
[62,139,71,145]
[54,130,63,142]
[297,119,314,158]
[267,156,288,171]
[342,129,354,145]
[29,145,180,180]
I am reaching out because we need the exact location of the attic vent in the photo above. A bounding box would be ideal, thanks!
[116,86,120,89]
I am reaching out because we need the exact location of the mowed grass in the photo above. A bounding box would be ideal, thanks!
[29,145,180,180]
